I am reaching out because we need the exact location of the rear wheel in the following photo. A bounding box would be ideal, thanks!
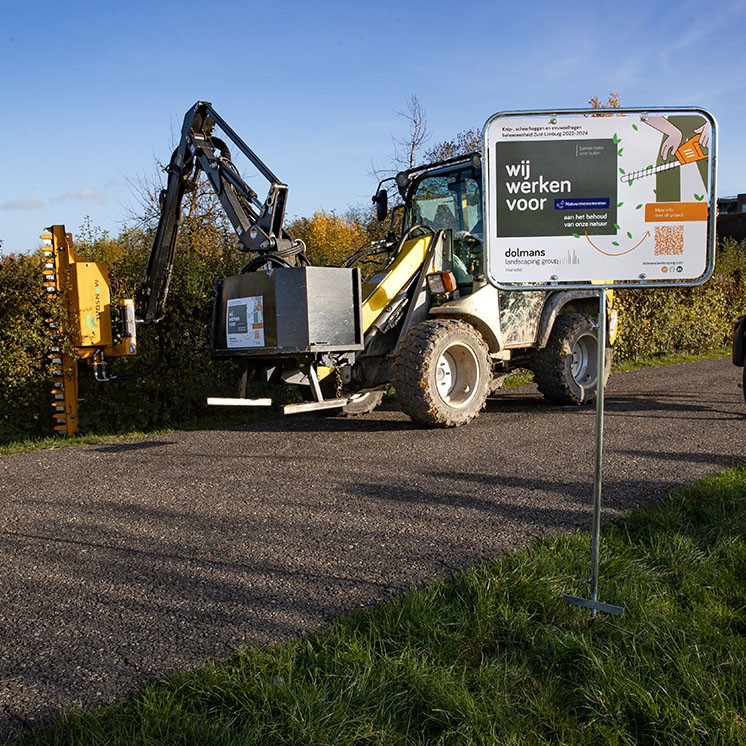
[533,313,612,405]
[394,319,490,427]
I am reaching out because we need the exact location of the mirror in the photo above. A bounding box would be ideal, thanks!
[373,188,388,222]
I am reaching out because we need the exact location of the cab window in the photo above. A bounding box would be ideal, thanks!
[405,167,483,285]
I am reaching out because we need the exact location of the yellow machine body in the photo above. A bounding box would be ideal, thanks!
[315,235,434,383]
[41,225,136,436]
[72,261,113,348]
[361,234,433,332]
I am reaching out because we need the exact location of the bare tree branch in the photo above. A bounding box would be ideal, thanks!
[393,94,431,169]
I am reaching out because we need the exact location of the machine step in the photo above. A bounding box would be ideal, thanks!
[282,398,348,414]
[206,397,273,407]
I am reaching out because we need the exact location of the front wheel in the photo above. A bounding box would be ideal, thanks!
[340,390,385,416]
[532,313,612,405]
[394,319,491,427]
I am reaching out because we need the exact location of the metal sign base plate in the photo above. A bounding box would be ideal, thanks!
[564,594,624,617]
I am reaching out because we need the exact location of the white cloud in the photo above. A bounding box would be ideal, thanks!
[1,199,44,210]
[56,188,106,204]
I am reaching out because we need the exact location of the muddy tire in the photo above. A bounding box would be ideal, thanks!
[532,313,612,405]
[394,319,491,427]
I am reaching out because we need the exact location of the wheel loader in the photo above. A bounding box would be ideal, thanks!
[43,101,617,434]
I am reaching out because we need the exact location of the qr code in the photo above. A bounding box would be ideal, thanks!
[655,225,684,256]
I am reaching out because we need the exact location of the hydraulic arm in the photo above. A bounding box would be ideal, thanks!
[137,101,306,325]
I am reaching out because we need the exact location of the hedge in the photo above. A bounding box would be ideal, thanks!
[0,230,743,442]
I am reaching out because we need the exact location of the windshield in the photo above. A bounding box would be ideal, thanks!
[405,167,483,283]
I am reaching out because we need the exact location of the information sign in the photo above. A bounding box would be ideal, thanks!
[484,109,717,289]
[226,295,265,349]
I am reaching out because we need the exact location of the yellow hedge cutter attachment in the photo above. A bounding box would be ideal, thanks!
[41,226,137,435]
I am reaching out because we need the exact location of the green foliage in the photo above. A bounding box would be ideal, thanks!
[1,216,743,443]
[72,220,247,433]
[0,218,251,441]
[19,465,746,745]
[614,237,745,361]
[0,253,62,440]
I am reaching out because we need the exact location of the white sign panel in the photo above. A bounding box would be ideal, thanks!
[226,296,265,348]
[484,109,716,288]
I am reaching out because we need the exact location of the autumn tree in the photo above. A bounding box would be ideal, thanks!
[588,92,622,116]
[422,128,481,163]
[286,209,369,267]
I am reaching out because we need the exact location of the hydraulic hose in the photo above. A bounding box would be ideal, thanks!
[93,323,166,383]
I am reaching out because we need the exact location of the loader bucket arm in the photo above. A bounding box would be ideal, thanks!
[137,101,302,325]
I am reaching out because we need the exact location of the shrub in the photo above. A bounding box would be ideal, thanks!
[614,237,745,360]
[1,223,743,442]
[0,254,62,439]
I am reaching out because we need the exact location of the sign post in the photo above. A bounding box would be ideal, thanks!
[483,108,717,616]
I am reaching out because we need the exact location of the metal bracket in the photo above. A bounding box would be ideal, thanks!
[564,595,624,616]
[307,364,324,402]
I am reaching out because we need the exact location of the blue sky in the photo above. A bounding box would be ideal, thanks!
[2,0,744,254]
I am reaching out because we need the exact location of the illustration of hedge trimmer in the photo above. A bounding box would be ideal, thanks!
[620,132,706,184]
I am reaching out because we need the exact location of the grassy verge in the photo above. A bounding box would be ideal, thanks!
[19,464,746,745]
[0,410,274,456]
[501,347,729,388]
[611,347,730,373]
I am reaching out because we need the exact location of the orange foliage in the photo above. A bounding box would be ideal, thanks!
[588,92,622,116]
[287,209,368,267]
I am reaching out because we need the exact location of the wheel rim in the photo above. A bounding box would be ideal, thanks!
[435,342,480,408]
[570,332,598,387]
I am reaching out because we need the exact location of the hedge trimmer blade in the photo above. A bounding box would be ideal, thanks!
[621,133,707,184]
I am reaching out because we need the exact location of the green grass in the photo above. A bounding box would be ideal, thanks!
[0,410,271,456]
[502,347,730,388]
[611,347,730,373]
[18,464,746,745]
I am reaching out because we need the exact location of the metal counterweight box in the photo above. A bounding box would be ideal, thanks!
[212,266,364,357]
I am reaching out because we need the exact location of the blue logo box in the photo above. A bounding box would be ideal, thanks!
[555,198,610,210]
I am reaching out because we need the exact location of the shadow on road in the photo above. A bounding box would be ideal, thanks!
[614,450,744,468]
[92,440,177,453]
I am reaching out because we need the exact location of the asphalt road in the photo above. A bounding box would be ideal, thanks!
[0,358,743,740]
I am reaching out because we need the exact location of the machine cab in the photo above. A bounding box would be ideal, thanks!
[401,154,484,293]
